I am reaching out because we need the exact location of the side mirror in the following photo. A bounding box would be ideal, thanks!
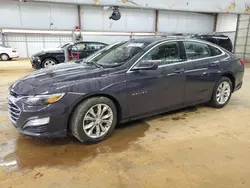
[131,60,158,71]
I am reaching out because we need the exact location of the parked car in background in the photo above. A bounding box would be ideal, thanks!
[9,37,244,143]
[31,41,108,69]
[192,34,233,52]
[0,44,19,61]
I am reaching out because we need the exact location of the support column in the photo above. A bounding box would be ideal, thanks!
[78,5,82,29]
[155,10,159,35]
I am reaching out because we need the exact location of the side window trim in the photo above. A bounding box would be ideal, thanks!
[127,39,225,73]
[182,41,225,63]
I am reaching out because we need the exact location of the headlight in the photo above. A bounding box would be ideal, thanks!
[21,93,65,106]
[32,56,41,62]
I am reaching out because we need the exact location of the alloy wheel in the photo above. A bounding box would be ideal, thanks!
[216,81,231,105]
[83,103,113,139]
[44,60,56,67]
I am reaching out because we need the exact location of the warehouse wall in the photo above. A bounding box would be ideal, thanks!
[158,11,214,34]
[0,2,78,30]
[80,6,155,32]
[0,2,215,57]
[4,34,73,57]
[33,0,250,14]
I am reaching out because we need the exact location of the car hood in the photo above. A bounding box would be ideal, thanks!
[41,48,61,51]
[11,62,106,95]
[33,49,63,57]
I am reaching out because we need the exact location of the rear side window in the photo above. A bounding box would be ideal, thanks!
[184,41,211,60]
[86,43,107,51]
[208,45,223,56]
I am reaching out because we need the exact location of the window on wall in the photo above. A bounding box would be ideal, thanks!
[138,42,182,66]
[184,41,211,60]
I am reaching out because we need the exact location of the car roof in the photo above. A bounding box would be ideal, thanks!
[192,34,230,39]
[129,36,217,44]
[129,36,186,43]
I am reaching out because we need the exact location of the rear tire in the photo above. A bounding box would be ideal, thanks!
[70,97,117,144]
[209,77,232,108]
[0,53,10,61]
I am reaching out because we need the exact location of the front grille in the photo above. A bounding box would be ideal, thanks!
[8,100,21,123]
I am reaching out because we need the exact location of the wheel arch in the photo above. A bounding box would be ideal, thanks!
[67,93,122,132]
[221,72,235,92]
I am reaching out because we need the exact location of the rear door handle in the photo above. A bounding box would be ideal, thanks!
[210,61,220,66]
[173,69,185,74]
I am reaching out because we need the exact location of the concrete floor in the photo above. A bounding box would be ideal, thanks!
[0,59,250,188]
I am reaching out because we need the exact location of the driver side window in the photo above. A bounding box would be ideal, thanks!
[138,42,182,66]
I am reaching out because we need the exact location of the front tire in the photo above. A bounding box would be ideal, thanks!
[70,97,117,143]
[0,53,10,61]
[210,77,232,108]
[42,58,57,68]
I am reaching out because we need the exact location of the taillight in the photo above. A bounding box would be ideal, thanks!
[240,59,245,67]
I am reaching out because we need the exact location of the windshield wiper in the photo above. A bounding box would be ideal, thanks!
[84,61,103,68]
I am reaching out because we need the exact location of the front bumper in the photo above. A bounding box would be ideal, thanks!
[31,59,42,69]
[8,93,79,138]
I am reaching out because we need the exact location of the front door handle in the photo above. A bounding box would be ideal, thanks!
[210,61,220,67]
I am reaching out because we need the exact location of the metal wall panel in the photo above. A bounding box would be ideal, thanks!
[216,14,237,32]
[0,2,78,30]
[0,3,22,28]
[4,33,73,57]
[82,35,130,44]
[50,4,78,30]
[4,34,27,57]
[27,42,44,57]
[158,11,214,34]
[236,37,246,45]
[81,6,155,32]
[238,20,249,29]
[235,15,250,62]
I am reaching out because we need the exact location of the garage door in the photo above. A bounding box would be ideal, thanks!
[158,11,214,34]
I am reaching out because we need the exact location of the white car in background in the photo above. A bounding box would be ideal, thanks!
[0,44,19,61]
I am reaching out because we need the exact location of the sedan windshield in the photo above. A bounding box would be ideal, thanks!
[84,41,149,67]
[58,43,71,48]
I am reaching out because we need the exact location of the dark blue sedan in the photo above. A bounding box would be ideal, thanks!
[8,37,244,143]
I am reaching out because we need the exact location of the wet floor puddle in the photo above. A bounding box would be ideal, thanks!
[0,121,150,172]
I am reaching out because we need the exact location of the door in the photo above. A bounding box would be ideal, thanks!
[126,41,186,118]
[71,42,87,59]
[183,41,223,105]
